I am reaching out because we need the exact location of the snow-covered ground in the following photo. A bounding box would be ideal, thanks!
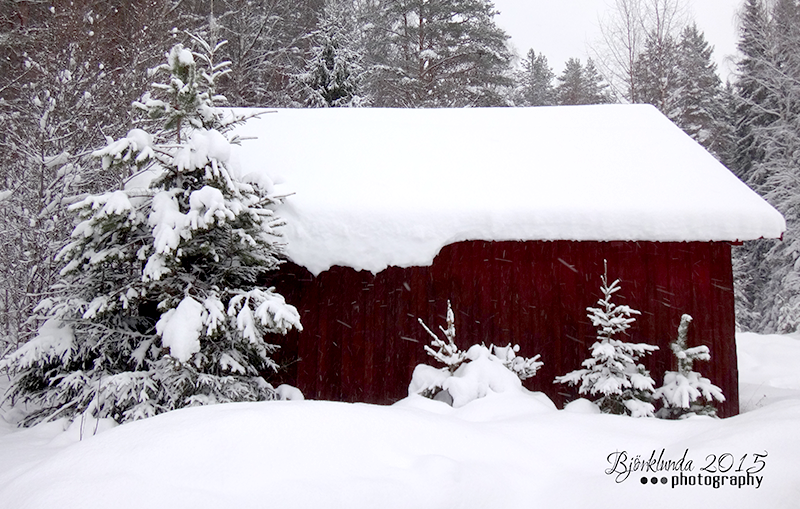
[1,333,799,509]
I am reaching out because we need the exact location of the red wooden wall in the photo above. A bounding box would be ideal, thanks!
[268,240,738,417]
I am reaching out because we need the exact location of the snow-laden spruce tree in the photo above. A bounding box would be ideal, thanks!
[671,23,727,159]
[653,314,725,419]
[409,300,543,407]
[731,0,800,333]
[0,37,301,426]
[296,0,367,107]
[555,264,658,417]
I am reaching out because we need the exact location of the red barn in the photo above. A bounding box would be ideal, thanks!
[233,105,785,417]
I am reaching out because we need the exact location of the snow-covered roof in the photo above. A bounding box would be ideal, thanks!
[230,105,785,275]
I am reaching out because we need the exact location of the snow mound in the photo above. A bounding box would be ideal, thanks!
[738,332,800,412]
[409,341,544,409]
[1,397,799,509]
[230,106,785,275]
[563,398,602,414]
[444,345,525,407]
[275,384,305,401]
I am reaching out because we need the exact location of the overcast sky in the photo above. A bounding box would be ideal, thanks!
[492,0,743,81]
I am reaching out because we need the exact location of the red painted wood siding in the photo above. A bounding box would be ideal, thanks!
[269,241,738,417]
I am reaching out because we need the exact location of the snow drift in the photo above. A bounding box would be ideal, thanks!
[1,333,799,509]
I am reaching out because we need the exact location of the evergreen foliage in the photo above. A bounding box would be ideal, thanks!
[596,3,729,158]
[583,59,614,105]
[418,300,465,373]
[0,38,301,426]
[653,314,725,419]
[514,49,556,106]
[731,0,776,183]
[555,264,658,417]
[593,0,687,103]
[296,0,367,107]
[411,300,543,406]
[362,0,514,107]
[730,0,800,333]
[0,0,320,351]
[556,58,586,105]
[671,23,727,158]
[633,30,680,114]
[555,57,613,105]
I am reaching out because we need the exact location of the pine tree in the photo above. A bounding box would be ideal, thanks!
[714,81,739,171]
[555,58,586,105]
[653,314,725,418]
[418,300,464,373]
[296,0,367,107]
[730,0,800,332]
[362,0,513,107]
[555,58,612,105]
[672,23,726,158]
[760,0,800,290]
[583,58,614,104]
[514,49,555,106]
[732,0,773,183]
[555,264,658,417]
[729,0,774,331]
[633,30,680,114]
[0,38,302,426]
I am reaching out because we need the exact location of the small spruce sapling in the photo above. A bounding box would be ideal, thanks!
[410,300,543,406]
[555,263,658,417]
[653,314,725,419]
[418,300,464,373]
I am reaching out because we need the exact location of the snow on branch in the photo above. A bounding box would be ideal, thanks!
[555,261,658,417]
[654,314,725,419]
[410,300,543,407]
[0,35,302,427]
[419,300,464,373]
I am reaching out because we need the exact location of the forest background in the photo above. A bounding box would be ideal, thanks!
[0,0,797,353]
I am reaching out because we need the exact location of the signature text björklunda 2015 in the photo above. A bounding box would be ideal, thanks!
[605,449,768,489]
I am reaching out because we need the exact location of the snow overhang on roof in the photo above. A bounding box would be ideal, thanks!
[230,105,786,275]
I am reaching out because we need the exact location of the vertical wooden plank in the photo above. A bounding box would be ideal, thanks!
[327,269,345,400]
[706,242,738,417]
[507,242,523,356]
[385,266,407,403]
[551,242,571,407]
[410,264,429,401]
[463,241,481,347]
[311,274,330,400]
[638,243,662,375]
[361,270,376,403]
[297,266,318,399]
[338,272,354,401]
